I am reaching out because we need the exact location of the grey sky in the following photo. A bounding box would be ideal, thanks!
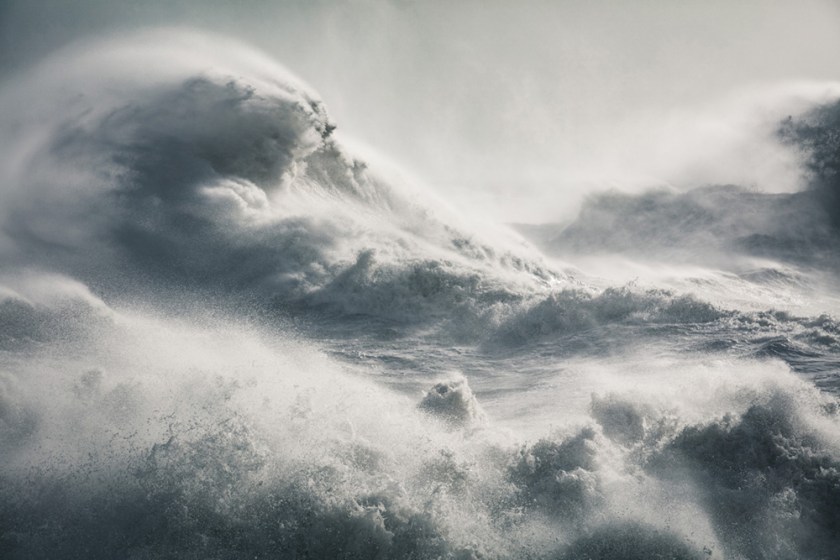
[3,0,839,221]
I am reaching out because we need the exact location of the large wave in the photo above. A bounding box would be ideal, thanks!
[0,30,559,327]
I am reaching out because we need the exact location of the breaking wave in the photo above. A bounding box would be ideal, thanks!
[0,29,558,327]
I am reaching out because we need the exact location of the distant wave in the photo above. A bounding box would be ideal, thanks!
[779,96,840,226]
[518,182,838,272]
[517,95,840,276]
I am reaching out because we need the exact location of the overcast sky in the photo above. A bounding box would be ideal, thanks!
[2,0,839,221]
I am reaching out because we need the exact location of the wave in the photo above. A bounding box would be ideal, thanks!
[3,30,840,560]
[0,30,559,326]
[516,94,840,278]
[779,96,840,226]
[656,395,840,559]
[2,282,839,559]
[518,183,839,273]
[490,287,723,349]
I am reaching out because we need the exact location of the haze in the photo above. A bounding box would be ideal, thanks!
[3,0,838,221]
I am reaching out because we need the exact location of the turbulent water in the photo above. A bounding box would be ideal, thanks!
[2,31,840,560]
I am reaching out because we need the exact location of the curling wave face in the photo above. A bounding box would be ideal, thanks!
[2,31,840,560]
[0,30,559,325]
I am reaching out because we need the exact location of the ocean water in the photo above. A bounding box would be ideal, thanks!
[1,32,840,560]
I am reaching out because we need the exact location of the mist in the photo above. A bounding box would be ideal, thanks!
[4,0,840,222]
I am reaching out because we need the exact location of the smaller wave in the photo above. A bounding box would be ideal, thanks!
[519,182,838,272]
[508,426,602,521]
[516,95,840,277]
[490,287,723,348]
[418,373,487,428]
[778,96,840,227]
[659,394,840,559]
